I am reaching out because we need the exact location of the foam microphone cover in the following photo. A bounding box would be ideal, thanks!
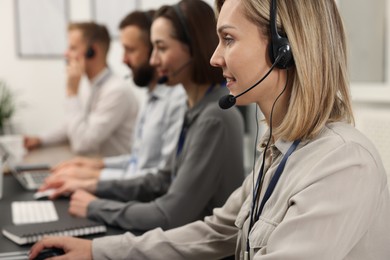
[219,94,236,109]
[157,76,168,84]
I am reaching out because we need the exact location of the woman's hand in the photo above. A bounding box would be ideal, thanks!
[39,177,98,200]
[29,236,92,260]
[69,190,98,218]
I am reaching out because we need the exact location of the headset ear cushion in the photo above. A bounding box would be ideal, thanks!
[282,52,293,68]
[276,44,294,69]
[269,39,294,69]
[85,47,95,58]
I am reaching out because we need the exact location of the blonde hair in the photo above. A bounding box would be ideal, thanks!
[216,0,354,141]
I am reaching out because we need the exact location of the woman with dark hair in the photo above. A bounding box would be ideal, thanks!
[33,0,244,238]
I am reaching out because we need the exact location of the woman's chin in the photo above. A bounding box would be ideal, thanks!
[235,99,251,107]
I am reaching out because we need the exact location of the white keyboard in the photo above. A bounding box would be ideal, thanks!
[11,201,59,225]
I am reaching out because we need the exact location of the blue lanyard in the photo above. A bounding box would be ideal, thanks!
[254,139,300,221]
[176,119,189,156]
[247,139,300,254]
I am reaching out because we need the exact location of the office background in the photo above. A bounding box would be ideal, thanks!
[0,0,389,175]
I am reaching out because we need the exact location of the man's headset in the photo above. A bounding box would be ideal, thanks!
[219,0,294,109]
[85,46,95,59]
[85,26,100,59]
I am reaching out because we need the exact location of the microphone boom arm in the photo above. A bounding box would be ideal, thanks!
[235,55,281,99]
[219,55,282,109]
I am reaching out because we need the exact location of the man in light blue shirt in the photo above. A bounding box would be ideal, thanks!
[101,84,186,180]
[50,11,186,181]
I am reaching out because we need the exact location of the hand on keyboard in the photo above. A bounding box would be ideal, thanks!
[39,177,98,200]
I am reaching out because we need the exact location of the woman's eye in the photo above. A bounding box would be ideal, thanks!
[157,46,167,52]
[223,35,234,45]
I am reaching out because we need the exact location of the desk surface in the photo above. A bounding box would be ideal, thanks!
[0,176,125,253]
[0,146,123,253]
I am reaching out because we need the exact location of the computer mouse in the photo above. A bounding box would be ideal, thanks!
[33,189,56,200]
[32,248,65,260]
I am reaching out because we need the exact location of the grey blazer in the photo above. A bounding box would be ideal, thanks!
[87,85,245,231]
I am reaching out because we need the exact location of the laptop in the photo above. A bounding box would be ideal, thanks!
[0,143,51,190]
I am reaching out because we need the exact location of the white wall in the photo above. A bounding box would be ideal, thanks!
[339,0,386,82]
[0,0,64,135]
[0,0,216,135]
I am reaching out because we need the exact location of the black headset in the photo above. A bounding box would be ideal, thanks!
[244,1,295,257]
[85,25,99,59]
[85,46,95,59]
[268,0,294,69]
[218,0,294,109]
[172,3,192,47]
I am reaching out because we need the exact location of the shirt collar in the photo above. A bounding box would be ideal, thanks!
[91,67,111,87]
[257,128,296,156]
[148,84,180,101]
[185,84,227,124]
